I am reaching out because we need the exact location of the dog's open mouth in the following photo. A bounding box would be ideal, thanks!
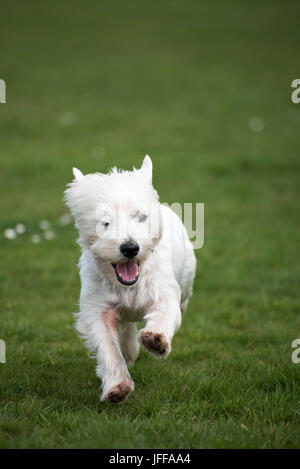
[112,260,139,286]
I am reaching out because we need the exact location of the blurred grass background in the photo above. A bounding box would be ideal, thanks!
[0,0,300,448]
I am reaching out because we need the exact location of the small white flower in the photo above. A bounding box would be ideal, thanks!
[58,213,72,226]
[248,117,265,133]
[4,228,16,240]
[31,234,42,244]
[44,230,55,240]
[39,220,50,230]
[59,111,77,126]
[15,223,26,234]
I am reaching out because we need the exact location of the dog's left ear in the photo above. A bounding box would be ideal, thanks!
[73,167,84,181]
[141,155,152,183]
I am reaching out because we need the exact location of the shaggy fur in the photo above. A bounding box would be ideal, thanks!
[65,156,196,403]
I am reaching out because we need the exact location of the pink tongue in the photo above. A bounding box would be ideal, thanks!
[116,260,138,282]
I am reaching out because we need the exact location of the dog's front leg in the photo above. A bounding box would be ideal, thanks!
[76,305,134,403]
[139,285,182,358]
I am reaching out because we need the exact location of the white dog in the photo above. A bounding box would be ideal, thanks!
[65,156,196,403]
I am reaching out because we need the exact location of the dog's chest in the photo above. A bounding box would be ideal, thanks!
[116,284,147,322]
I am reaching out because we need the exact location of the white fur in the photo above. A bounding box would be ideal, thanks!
[65,156,196,402]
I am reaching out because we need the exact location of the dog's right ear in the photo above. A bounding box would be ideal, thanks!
[65,168,85,222]
[141,155,152,183]
[72,167,84,181]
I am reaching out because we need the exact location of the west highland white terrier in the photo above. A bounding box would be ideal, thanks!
[65,155,196,403]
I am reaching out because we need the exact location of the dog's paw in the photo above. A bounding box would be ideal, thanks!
[139,331,170,358]
[102,380,134,404]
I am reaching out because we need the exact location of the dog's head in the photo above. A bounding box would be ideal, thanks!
[65,155,162,287]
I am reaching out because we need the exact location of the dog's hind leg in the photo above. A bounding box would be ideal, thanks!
[119,322,140,366]
[180,299,189,314]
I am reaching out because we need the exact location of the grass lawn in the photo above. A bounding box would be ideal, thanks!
[0,0,300,448]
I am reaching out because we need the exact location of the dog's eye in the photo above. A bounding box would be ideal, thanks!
[138,214,147,223]
[103,222,109,228]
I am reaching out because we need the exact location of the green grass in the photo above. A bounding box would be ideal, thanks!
[0,0,300,448]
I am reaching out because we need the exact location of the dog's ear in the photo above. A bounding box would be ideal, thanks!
[141,155,152,183]
[72,167,84,181]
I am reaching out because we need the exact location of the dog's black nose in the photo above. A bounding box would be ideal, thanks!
[120,241,139,259]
